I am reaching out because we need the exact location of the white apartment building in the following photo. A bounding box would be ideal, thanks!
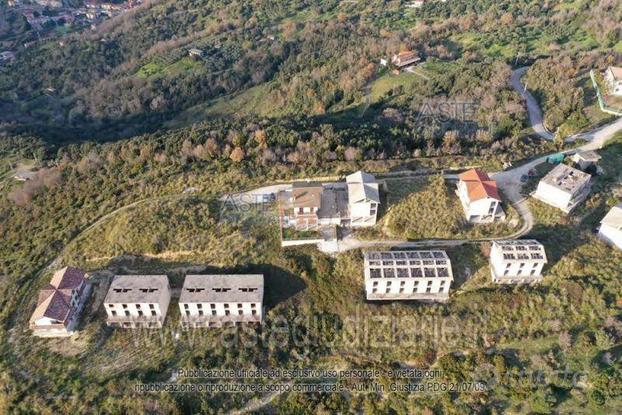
[533,164,591,213]
[605,66,622,97]
[179,274,264,328]
[104,275,171,328]
[599,204,622,250]
[364,251,453,302]
[346,171,380,227]
[456,169,505,223]
[490,240,548,284]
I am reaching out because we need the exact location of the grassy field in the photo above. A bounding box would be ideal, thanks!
[357,175,522,241]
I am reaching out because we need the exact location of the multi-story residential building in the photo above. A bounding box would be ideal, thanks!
[179,274,263,328]
[599,204,622,250]
[104,275,171,328]
[364,251,454,302]
[605,66,622,97]
[346,171,380,227]
[533,164,591,213]
[29,267,90,337]
[456,169,505,223]
[489,240,548,284]
[281,172,381,231]
[290,182,323,229]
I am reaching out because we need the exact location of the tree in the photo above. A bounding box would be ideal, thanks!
[229,146,245,162]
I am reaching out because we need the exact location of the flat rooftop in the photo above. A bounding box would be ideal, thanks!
[104,275,169,303]
[493,240,547,262]
[541,164,591,194]
[364,251,453,280]
[180,274,264,303]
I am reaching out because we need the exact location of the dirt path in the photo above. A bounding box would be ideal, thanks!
[510,67,554,140]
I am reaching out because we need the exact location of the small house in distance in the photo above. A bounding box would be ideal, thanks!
[391,51,420,70]
[532,164,591,213]
[599,204,622,250]
[188,48,204,59]
[104,275,171,328]
[364,250,453,302]
[571,151,601,171]
[456,169,505,223]
[489,240,548,284]
[605,66,622,97]
[29,267,90,337]
[179,274,264,328]
[346,171,380,227]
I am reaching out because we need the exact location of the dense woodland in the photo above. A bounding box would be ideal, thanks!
[0,0,622,413]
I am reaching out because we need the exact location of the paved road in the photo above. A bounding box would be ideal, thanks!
[510,67,555,141]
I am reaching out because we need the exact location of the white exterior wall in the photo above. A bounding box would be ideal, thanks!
[179,301,262,318]
[605,69,622,96]
[599,224,622,250]
[489,243,547,284]
[534,181,573,211]
[457,182,499,222]
[365,277,450,297]
[350,201,378,227]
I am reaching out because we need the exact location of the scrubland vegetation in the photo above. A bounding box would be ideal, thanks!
[0,0,621,413]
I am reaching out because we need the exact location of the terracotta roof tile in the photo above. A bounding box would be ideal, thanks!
[460,169,501,202]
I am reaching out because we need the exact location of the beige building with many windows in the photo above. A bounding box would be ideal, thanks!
[104,275,171,328]
[489,240,548,284]
[364,251,453,302]
[179,274,264,328]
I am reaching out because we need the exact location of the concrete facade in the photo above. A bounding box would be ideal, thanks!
[364,250,453,302]
[490,240,548,284]
[599,204,622,250]
[533,164,591,213]
[104,275,171,328]
[179,274,263,328]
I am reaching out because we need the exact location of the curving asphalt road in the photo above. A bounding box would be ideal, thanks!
[510,67,555,140]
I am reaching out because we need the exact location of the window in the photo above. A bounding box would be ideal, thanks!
[519,263,525,268]
[151,310,156,316]
[185,310,190,316]
[224,304,229,308]
[111,310,117,316]
[197,303,202,309]
[372,288,377,293]
[212,310,217,316]
[198,310,204,316]
[122,304,128,309]
[385,287,391,294]
[108,304,114,308]
[251,303,256,309]
[124,310,130,317]
[238,310,243,315]
[238,303,243,309]
[399,288,405,294]
[138,310,143,317]
[252,310,257,316]
[184,304,189,309]
[210,303,216,309]
[225,310,230,316]
[372,281,378,287]
[149,304,155,309]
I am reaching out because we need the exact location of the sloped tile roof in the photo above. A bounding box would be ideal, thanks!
[459,169,501,202]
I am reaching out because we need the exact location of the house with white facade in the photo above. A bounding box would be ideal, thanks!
[605,66,622,97]
[456,169,505,223]
[599,204,622,250]
[490,240,548,284]
[104,275,171,328]
[533,164,591,213]
[391,51,421,68]
[281,171,381,231]
[364,251,453,302]
[29,267,90,337]
[179,274,263,328]
[346,171,380,227]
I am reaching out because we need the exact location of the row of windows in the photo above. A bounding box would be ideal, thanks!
[182,303,258,309]
[110,309,158,317]
[108,303,156,310]
[185,309,259,317]
[370,280,447,294]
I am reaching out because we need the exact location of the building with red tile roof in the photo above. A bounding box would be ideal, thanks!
[456,169,505,223]
[29,267,89,337]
